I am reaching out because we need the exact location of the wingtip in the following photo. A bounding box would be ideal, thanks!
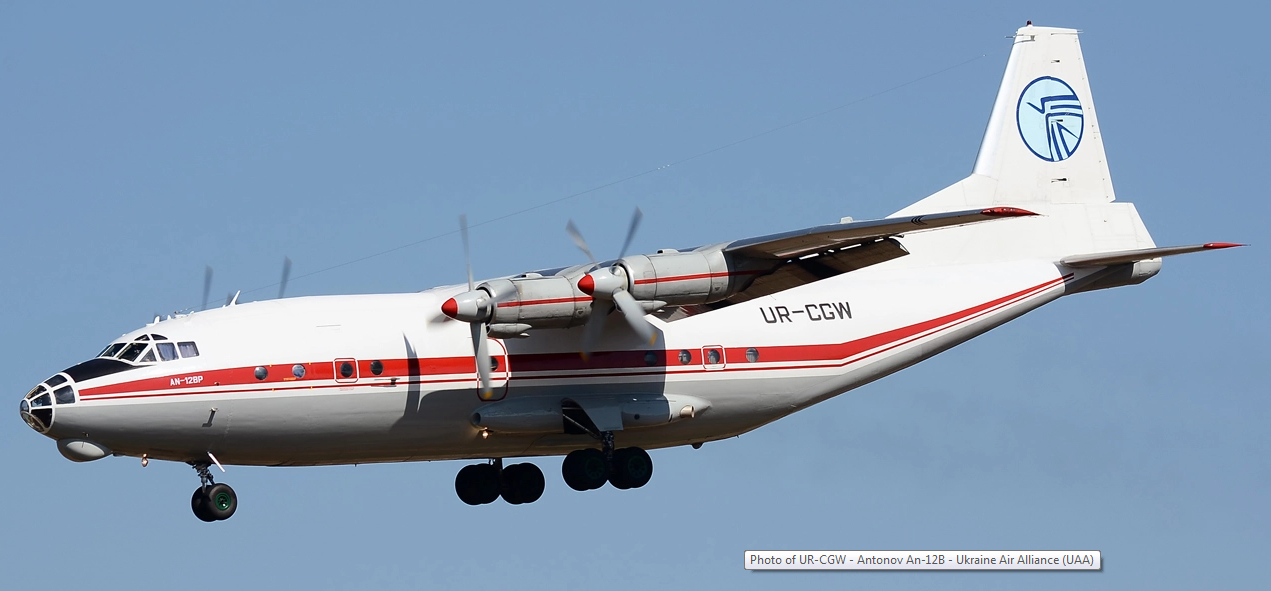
[1203,242,1246,249]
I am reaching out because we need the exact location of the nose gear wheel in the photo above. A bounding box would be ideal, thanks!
[188,461,238,522]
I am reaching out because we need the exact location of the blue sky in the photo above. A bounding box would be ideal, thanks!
[2,2,1266,589]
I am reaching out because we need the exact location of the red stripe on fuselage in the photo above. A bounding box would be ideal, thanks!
[78,274,1068,401]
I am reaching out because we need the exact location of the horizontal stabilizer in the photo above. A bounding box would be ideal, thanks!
[726,207,1036,260]
[1060,243,1244,268]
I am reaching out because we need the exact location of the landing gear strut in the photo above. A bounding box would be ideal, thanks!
[454,459,545,506]
[189,462,237,522]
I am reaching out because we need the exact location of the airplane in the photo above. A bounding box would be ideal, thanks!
[19,23,1243,522]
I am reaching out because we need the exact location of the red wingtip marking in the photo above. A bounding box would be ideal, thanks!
[577,274,595,295]
[1203,242,1245,249]
[980,207,1038,217]
[440,298,458,318]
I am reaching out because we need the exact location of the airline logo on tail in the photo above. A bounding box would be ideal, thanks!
[1016,76,1084,162]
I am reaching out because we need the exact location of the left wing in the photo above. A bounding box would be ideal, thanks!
[724,207,1037,260]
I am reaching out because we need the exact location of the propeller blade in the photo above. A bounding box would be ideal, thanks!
[565,220,597,265]
[460,215,474,292]
[202,266,213,311]
[579,301,613,359]
[612,289,658,345]
[617,207,643,260]
[471,321,493,399]
[278,257,292,299]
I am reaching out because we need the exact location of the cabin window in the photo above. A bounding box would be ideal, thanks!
[292,364,306,379]
[644,351,659,366]
[369,360,383,376]
[178,342,200,358]
[746,347,759,362]
[678,350,692,365]
[339,362,354,379]
[254,366,268,380]
[157,342,178,361]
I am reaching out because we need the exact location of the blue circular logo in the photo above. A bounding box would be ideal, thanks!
[1016,76,1084,162]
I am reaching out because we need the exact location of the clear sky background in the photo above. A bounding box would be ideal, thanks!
[2,2,1266,589]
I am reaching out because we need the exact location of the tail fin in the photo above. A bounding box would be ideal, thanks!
[896,25,1118,215]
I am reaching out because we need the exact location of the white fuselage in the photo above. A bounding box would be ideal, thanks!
[38,257,1080,467]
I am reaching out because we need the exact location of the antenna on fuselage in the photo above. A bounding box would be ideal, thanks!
[201,265,214,311]
[278,256,292,299]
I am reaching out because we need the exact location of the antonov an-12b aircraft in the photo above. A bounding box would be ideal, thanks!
[20,24,1241,521]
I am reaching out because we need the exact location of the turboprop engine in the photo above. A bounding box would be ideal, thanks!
[579,248,765,307]
[441,209,779,359]
[442,246,772,335]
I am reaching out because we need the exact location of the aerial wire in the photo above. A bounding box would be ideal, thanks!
[211,49,995,306]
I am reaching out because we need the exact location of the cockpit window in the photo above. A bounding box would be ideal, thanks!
[44,375,67,388]
[99,343,126,358]
[138,349,157,363]
[150,334,167,340]
[53,386,75,405]
[136,334,151,341]
[30,392,52,408]
[178,342,200,358]
[157,342,178,361]
[118,342,149,362]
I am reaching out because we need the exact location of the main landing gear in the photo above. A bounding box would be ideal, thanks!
[563,446,653,490]
[453,432,654,505]
[455,459,546,506]
[190,462,237,522]
[562,431,653,491]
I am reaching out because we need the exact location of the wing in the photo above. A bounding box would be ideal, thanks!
[724,207,1037,260]
[1059,243,1244,267]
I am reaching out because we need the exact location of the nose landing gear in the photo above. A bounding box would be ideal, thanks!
[189,462,237,522]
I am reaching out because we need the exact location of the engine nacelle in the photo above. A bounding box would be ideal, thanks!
[618,249,767,306]
[483,275,591,329]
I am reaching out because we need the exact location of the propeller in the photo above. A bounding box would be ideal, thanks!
[202,266,213,311]
[278,257,292,299]
[439,215,509,400]
[567,208,658,358]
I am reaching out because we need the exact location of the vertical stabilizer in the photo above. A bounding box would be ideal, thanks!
[896,25,1117,216]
